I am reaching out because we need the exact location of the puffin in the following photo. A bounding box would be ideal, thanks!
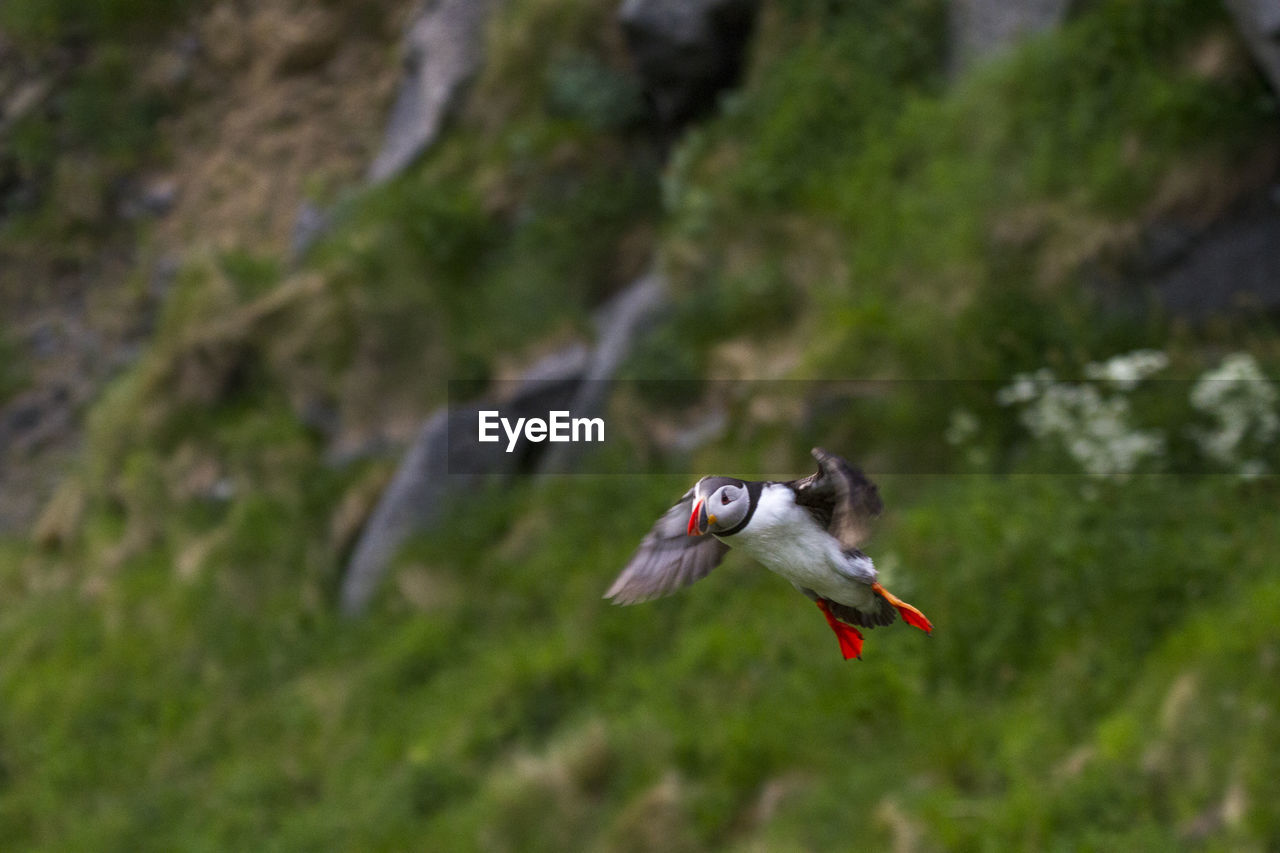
[605,448,931,659]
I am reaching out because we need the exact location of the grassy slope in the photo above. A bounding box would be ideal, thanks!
[3,0,1280,850]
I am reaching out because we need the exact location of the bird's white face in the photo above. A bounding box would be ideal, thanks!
[687,482,749,536]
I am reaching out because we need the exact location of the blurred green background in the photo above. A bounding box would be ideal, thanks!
[2,0,1279,849]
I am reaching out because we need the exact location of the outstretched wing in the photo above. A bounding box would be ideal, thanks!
[605,488,731,605]
[789,447,883,549]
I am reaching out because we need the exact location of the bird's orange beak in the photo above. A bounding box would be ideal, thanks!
[687,498,706,536]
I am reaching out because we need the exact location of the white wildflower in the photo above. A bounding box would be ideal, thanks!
[1001,355,1167,479]
[1084,349,1169,390]
[1188,353,1278,475]
[1018,383,1164,478]
[997,368,1054,406]
[945,409,979,446]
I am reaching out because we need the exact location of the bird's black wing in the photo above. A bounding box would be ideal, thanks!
[788,447,883,550]
[605,487,731,604]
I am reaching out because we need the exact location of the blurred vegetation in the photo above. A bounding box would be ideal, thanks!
[0,330,27,404]
[3,0,1280,849]
[0,0,205,282]
[0,0,201,43]
[659,0,1273,383]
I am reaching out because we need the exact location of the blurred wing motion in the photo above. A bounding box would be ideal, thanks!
[605,488,730,604]
[789,447,883,549]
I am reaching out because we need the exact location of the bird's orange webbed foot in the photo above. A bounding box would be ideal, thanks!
[871,582,933,633]
[816,599,864,660]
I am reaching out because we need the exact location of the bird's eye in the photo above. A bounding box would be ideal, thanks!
[721,491,731,505]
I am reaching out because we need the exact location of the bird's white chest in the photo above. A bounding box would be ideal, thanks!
[720,486,873,601]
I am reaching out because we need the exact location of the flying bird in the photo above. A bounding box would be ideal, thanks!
[606,448,931,659]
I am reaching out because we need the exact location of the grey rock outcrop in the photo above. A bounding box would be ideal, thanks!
[367,0,502,184]
[338,345,587,616]
[1223,0,1280,96]
[1148,190,1280,318]
[950,0,1072,73]
[1090,185,1280,321]
[290,201,331,260]
[289,0,503,260]
[619,0,759,130]
[339,274,670,615]
[538,271,668,473]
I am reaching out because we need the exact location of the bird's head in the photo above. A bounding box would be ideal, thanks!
[687,478,749,536]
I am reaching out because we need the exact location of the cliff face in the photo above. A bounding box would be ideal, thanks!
[0,0,404,532]
[3,1,1280,849]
